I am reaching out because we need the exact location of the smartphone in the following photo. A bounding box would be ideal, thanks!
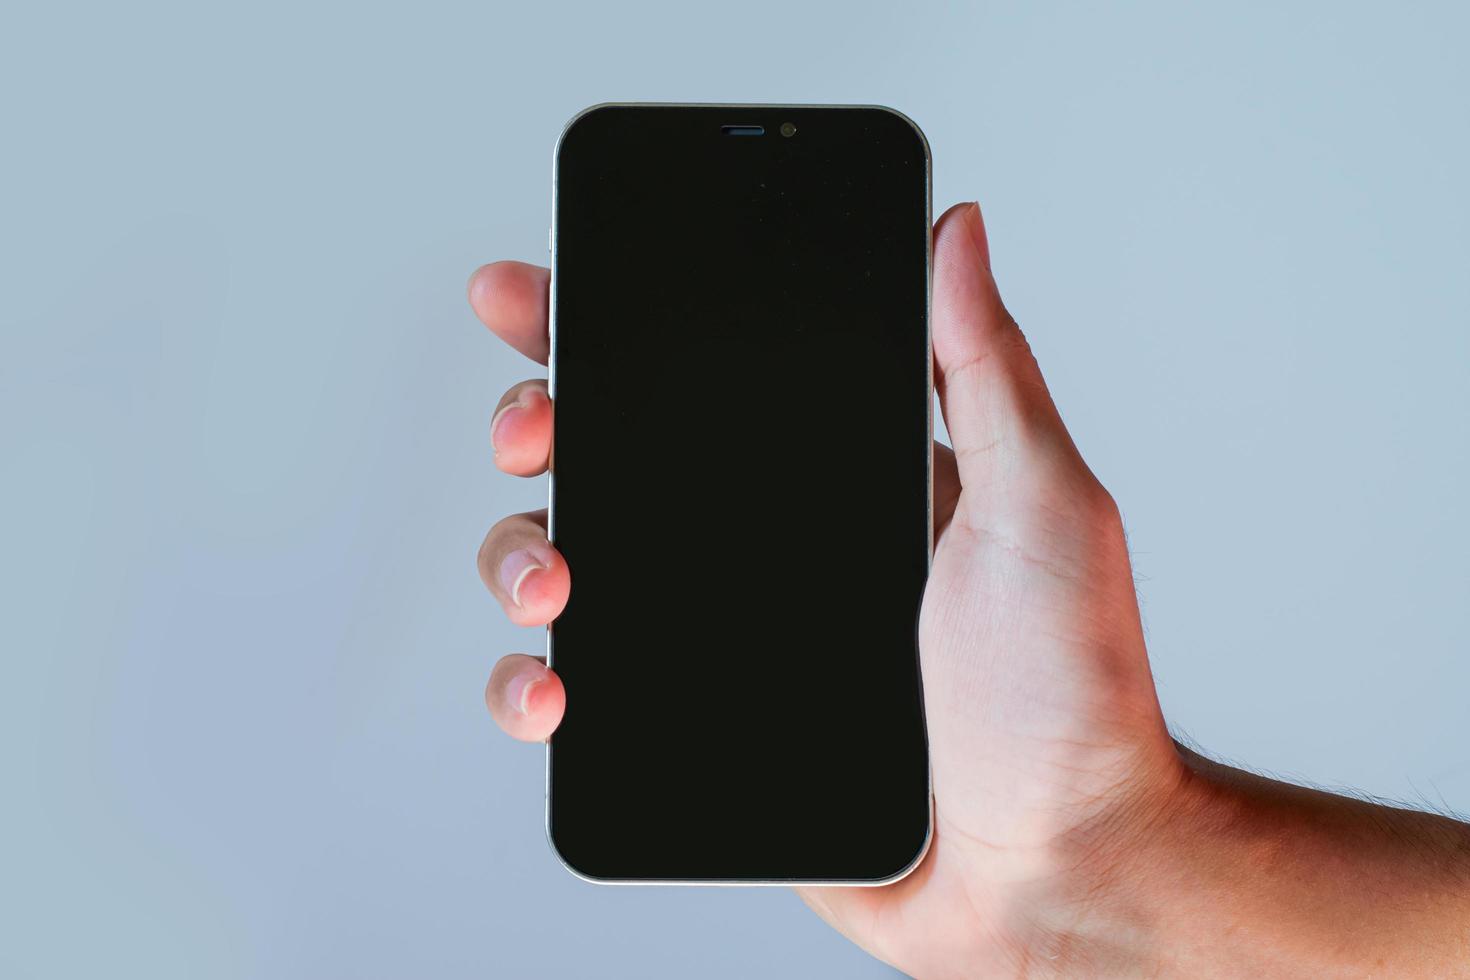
[547,103,932,884]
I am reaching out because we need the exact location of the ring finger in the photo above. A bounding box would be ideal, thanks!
[477,509,569,627]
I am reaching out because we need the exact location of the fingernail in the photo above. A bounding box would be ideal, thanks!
[505,671,543,715]
[490,390,538,455]
[499,546,550,607]
[966,201,992,272]
[490,388,545,454]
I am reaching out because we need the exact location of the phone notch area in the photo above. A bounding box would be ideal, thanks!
[720,124,765,137]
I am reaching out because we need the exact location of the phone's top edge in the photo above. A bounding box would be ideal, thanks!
[552,102,931,169]
[870,103,932,167]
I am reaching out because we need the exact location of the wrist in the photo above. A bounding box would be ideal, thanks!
[947,739,1195,977]
[1006,743,1196,976]
[1020,744,1470,977]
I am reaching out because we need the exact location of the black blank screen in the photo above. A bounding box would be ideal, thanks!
[548,105,930,882]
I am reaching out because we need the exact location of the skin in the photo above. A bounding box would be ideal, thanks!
[469,202,1470,977]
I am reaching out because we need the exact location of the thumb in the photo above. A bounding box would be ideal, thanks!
[932,202,1084,497]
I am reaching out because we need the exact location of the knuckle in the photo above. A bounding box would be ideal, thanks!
[475,532,496,576]
[509,378,547,400]
[488,511,527,538]
[1085,480,1126,535]
[478,514,521,569]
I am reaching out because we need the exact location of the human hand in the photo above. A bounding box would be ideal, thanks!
[467,200,1179,973]
[468,202,1470,978]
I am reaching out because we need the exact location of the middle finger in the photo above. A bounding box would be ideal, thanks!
[491,379,552,476]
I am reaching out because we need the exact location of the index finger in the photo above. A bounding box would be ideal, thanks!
[468,261,550,364]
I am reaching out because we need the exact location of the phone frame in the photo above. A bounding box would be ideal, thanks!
[544,102,934,886]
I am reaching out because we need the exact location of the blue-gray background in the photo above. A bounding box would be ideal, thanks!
[3,2,1467,977]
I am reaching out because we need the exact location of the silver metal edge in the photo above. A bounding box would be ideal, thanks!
[544,102,935,887]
